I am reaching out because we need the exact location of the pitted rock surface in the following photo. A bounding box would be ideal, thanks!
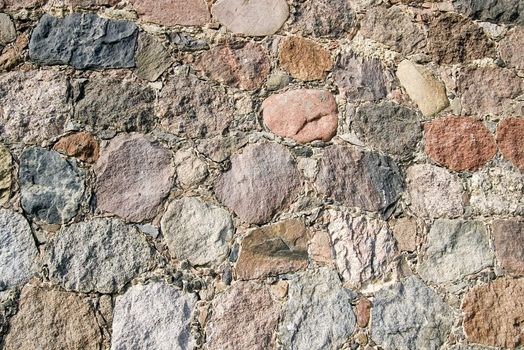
[499,27,524,70]
[496,117,524,171]
[0,145,11,205]
[132,0,210,27]
[278,36,333,81]
[452,0,524,25]
[294,0,356,37]
[53,132,99,163]
[492,219,524,275]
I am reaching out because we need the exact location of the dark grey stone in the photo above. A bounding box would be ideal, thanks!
[453,0,524,25]
[169,32,209,51]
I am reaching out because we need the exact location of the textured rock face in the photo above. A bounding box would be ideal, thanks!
[235,219,309,280]
[452,0,524,25]
[2,0,45,10]
[278,36,332,81]
[211,0,289,36]
[294,0,356,37]
[215,143,301,224]
[174,149,208,188]
[462,278,524,348]
[20,148,85,224]
[493,219,524,275]
[53,132,99,163]
[279,268,356,350]
[161,197,233,266]
[95,134,174,222]
[371,276,454,350]
[326,210,397,287]
[0,13,15,46]
[29,13,137,69]
[389,217,418,252]
[418,220,493,284]
[424,117,497,171]
[0,210,37,290]
[496,118,524,171]
[315,145,404,212]
[3,285,103,350]
[206,282,280,350]
[195,42,270,90]
[499,27,524,70]
[406,164,464,218]
[132,0,210,26]
[135,33,172,82]
[0,145,11,205]
[262,90,338,143]
[112,282,197,350]
[46,218,155,293]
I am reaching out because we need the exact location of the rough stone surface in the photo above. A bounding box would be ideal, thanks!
[135,33,172,82]
[95,133,174,222]
[2,0,45,9]
[496,117,524,171]
[0,210,37,290]
[215,143,301,224]
[462,278,524,348]
[424,117,497,171]
[195,42,270,90]
[356,298,371,328]
[492,219,524,275]
[294,0,356,38]
[418,220,493,284]
[2,285,103,350]
[0,13,15,46]
[389,217,418,252]
[132,0,210,26]
[235,219,309,280]
[20,148,85,224]
[326,210,397,287]
[315,145,404,212]
[0,33,28,72]
[46,218,155,293]
[354,101,421,160]
[206,282,280,350]
[174,148,208,188]
[371,276,454,350]
[499,27,524,70]
[65,0,119,6]
[308,230,334,266]
[29,13,137,69]
[211,0,289,36]
[406,164,464,218]
[53,132,99,163]
[161,197,233,266]
[452,0,524,25]
[278,36,333,81]
[396,60,449,117]
[0,145,11,205]
[279,268,356,350]
[262,89,338,143]
[111,281,197,350]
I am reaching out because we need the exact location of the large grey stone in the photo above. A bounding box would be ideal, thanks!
[135,33,172,82]
[279,268,357,350]
[0,210,37,290]
[20,148,85,225]
[453,0,524,25]
[371,276,454,350]
[29,13,137,69]
[111,281,197,350]
[46,218,155,293]
[294,0,356,38]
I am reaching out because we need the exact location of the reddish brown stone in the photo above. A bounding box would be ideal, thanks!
[492,219,524,275]
[278,36,333,81]
[496,118,524,171]
[499,27,524,70]
[356,298,372,328]
[132,0,210,26]
[53,132,99,163]
[424,116,497,171]
[462,278,524,349]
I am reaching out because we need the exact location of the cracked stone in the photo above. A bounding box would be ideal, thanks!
[278,36,333,81]
[132,0,210,26]
[492,219,524,275]
[135,33,172,82]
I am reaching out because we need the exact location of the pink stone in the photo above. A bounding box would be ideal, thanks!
[132,0,210,27]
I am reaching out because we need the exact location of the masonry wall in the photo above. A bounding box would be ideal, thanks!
[0,0,523,349]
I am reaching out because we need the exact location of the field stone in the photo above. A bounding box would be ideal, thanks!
[371,276,453,350]
[161,197,234,266]
[132,0,210,26]
[279,268,357,350]
[215,143,301,224]
[499,27,524,70]
[65,0,119,6]
[29,13,137,69]
[174,148,208,188]
[389,217,418,252]
[0,13,15,45]
[496,117,524,171]
[46,218,155,293]
[294,0,356,38]
[95,133,174,223]
[492,219,524,275]
[0,145,11,205]
[278,36,333,81]
[452,0,524,25]
[20,148,85,225]
[111,281,197,350]
[0,210,37,290]
[2,0,45,9]
[135,33,172,82]
[53,132,99,163]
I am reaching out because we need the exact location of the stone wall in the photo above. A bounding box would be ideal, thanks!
[0,0,523,349]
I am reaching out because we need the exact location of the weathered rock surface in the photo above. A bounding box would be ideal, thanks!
[308,230,334,266]
[294,0,356,37]
[65,0,119,6]
[326,210,397,287]
[389,216,418,252]
[20,148,85,224]
[112,281,197,350]
[211,0,289,36]
[262,89,338,143]
[235,219,309,280]
[53,132,99,163]
[418,220,493,284]
[356,298,372,328]
[161,197,233,266]
[2,0,45,10]
[132,0,210,26]
[452,0,524,25]
[0,13,15,46]
[354,101,421,159]
[496,117,524,171]
[46,218,155,293]
[3,284,103,350]
[424,117,497,171]
[206,282,280,350]
[95,133,174,222]
[278,36,332,81]
[195,42,270,90]
[406,164,464,218]
[0,145,11,205]
[174,148,208,188]
[215,143,301,224]
[0,210,37,290]
[462,278,524,348]
[279,268,356,350]
[29,13,137,69]
[492,219,524,275]
[371,276,454,350]
[315,145,404,212]
[135,33,172,82]
[499,27,524,70]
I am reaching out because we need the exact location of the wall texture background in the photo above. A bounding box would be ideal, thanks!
[0,0,523,349]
